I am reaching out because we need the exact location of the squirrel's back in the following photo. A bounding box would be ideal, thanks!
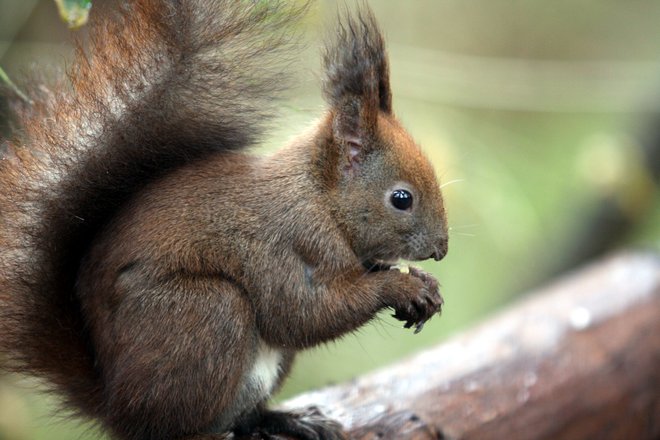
[0,0,303,418]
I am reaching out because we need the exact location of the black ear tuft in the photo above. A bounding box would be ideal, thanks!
[322,5,392,117]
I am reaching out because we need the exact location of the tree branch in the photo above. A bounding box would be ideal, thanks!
[282,251,660,440]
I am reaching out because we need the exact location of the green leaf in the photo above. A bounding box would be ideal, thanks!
[53,0,92,29]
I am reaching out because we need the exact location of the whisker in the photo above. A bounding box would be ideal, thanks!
[449,224,479,230]
[439,179,464,189]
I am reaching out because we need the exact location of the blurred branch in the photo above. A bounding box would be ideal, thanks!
[0,1,39,61]
[283,252,660,440]
[391,44,660,112]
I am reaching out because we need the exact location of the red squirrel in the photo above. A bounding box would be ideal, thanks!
[0,1,448,439]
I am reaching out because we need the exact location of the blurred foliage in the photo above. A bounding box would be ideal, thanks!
[0,66,30,103]
[1,0,659,439]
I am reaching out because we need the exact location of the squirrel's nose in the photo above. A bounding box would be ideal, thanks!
[431,239,448,261]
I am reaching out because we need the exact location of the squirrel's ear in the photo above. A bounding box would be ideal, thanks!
[330,99,367,172]
[322,6,391,158]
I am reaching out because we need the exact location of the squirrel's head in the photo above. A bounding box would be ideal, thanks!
[318,7,448,268]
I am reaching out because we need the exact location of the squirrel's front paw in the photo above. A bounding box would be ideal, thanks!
[390,267,443,334]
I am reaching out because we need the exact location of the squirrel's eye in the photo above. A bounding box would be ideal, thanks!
[391,189,413,211]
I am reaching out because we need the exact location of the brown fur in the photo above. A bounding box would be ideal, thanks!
[0,2,447,439]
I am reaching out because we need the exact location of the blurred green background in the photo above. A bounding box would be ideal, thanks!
[1,1,659,439]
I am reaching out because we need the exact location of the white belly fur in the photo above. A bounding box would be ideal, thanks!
[249,338,282,395]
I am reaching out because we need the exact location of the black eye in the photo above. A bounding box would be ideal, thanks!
[391,189,413,211]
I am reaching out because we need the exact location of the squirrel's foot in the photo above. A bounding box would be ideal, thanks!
[235,407,347,440]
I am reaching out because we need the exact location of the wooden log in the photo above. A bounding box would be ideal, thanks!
[282,252,660,440]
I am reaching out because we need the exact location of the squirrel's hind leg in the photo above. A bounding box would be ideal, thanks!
[180,435,232,440]
[85,274,257,440]
[233,406,347,440]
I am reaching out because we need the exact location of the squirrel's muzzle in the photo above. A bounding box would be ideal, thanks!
[431,238,448,261]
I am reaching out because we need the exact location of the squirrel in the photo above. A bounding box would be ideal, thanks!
[0,1,448,439]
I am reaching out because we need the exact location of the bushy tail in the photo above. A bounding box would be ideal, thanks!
[0,0,303,418]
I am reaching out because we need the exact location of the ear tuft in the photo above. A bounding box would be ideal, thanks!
[322,6,392,116]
